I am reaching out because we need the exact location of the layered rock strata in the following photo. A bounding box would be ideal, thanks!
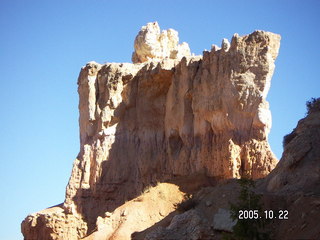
[22,23,280,239]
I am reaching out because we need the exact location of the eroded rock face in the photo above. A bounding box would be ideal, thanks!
[21,205,87,240]
[262,109,320,193]
[22,23,280,239]
[254,103,320,240]
[132,22,191,63]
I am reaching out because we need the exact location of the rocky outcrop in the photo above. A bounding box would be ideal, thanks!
[253,101,320,240]
[22,22,280,239]
[262,103,320,194]
[132,22,191,63]
[21,205,87,240]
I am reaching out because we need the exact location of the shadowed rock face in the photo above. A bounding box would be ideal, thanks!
[22,23,280,240]
[262,109,320,194]
[252,103,320,240]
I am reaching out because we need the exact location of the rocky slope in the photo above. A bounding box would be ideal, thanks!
[22,22,280,239]
[258,102,320,239]
[262,107,320,194]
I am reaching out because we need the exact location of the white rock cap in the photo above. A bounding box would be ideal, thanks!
[132,22,191,63]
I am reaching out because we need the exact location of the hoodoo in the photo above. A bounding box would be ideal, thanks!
[22,22,280,239]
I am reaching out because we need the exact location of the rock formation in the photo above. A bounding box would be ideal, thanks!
[138,104,320,240]
[22,22,280,239]
[262,99,320,194]
[132,22,191,63]
[253,100,320,239]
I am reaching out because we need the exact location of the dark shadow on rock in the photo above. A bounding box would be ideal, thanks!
[71,62,178,234]
[131,210,178,240]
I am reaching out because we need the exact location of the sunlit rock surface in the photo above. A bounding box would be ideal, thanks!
[22,23,280,240]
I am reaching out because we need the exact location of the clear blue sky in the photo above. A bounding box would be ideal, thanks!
[0,0,319,239]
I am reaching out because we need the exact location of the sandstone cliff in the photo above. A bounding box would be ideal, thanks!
[132,105,320,240]
[22,22,280,240]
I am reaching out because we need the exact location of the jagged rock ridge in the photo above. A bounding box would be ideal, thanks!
[22,22,280,239]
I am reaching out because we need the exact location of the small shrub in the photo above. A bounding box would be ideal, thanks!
[306,97,320,115]
[225,178,270,240]
[176,194,197,212]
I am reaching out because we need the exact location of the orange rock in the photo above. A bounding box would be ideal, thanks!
[22,23,280,240]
